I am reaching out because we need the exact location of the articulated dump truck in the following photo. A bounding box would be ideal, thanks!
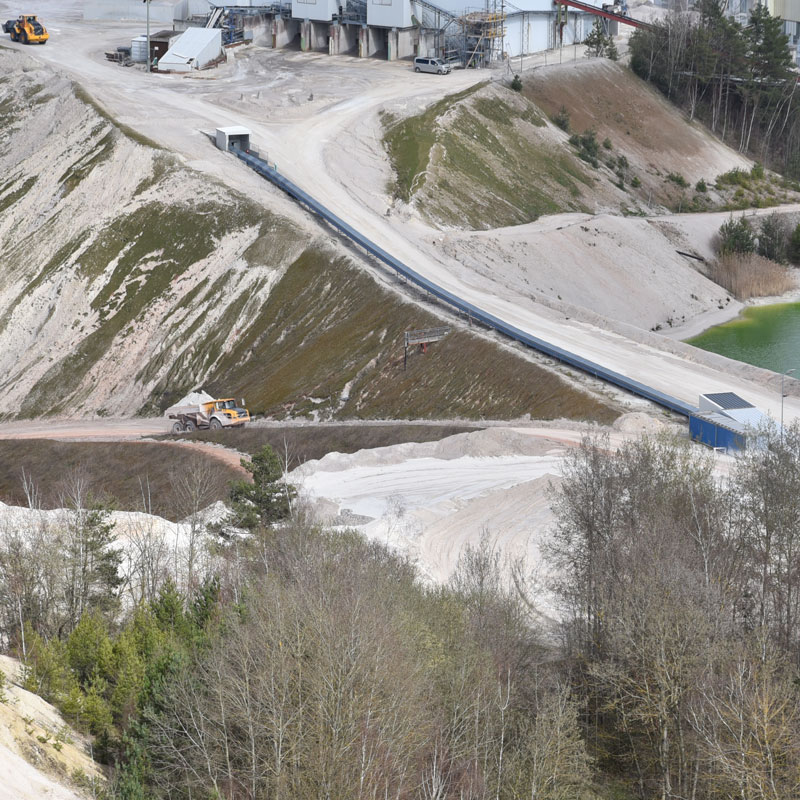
[165,391,250,433]
[3,15,48,44]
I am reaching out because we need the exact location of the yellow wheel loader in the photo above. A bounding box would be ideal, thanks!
[3,15,49,44]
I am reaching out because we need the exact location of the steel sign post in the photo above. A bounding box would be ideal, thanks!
[781,368,795,441]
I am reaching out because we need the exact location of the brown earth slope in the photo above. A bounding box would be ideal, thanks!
[384,60,780,230]
[384,81,631,229]
[526,60,759,210]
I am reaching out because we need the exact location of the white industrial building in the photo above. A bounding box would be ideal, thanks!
[157,27,222,70]
[88,0,611,63]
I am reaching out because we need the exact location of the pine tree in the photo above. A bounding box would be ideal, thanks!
[718,216,755,255]
[61,506,122,631]
[82,673,113,737]
[151,579,191,641]
[110,630,145,720]
[757,213,788,262]
[584,19,608,58]
[22,624,76,704]
[747,4,793,81]
[66,611,114,687]
[227,445,296,530]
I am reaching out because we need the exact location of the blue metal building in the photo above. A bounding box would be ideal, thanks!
[689,392,769,453]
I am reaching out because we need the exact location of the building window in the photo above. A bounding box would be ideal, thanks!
[372,0,392,6]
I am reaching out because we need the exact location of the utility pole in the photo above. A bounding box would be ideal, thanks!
[144,0,151,73]
[781,368,795,441]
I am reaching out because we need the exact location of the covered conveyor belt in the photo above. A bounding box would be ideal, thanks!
[230,146,696,417]
[554,0,653,30]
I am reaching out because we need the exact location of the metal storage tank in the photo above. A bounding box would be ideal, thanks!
[131,34,148,62]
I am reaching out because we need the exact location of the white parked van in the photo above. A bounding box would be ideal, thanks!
[414,56,451,74]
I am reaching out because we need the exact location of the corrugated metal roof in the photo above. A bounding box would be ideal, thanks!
[694,407,770,434]
[724,407,770,428]
[693,411,749,435]
[703,392,754,410]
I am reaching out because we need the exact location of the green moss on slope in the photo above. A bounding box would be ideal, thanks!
[383,83,486,202]
[20,199,262,416]
[6,62,615,425]
[383,83,592,229]
[58,129,116,196]
[157,249,619,424]
[0,175,35,213]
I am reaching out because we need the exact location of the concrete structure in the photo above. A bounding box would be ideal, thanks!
[329,22,360,53]
[272,16,301,47]
[158,27,222,70]
[299,19,330,49]
[91,0,602,63]
[215,126,251,151]
[368,0,413,28]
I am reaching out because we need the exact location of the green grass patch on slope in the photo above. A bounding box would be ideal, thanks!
[73,85,164,150]
[0,440,240,521]
[383,83,592,229]
[382,83,486,202]
[0,175,35,214]
[432,106,591,228]
[58,129,116,196]
[20,199,262,416]
[149,248,619,424]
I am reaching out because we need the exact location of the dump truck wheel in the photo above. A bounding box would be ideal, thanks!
[209,418,222,430]
[21,32,27,44]
[171,421,184,434]
[184,420,196,432]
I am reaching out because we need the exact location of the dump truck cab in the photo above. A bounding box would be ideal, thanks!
[6,14,48,44]
[203,398,250,428]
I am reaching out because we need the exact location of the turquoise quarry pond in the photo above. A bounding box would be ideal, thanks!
[687,302,800,373]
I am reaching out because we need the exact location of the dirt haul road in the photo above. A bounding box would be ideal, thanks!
[5,1,800,425]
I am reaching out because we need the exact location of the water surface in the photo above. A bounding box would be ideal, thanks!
[687,302,800,374]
